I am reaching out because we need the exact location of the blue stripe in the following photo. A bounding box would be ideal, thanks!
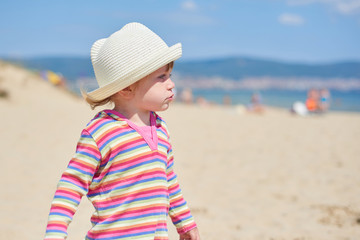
[99,129,135,151]
[169,201,187,211]
[96,193,168,211]
[157,128,167,137]
[169,188,181,197]
[90,120,113,135]
[90,176,167,195]
[91,158,166,183]
[99,211,166,224]
[168,173,177,182]
[54,195,80,204]
[172,214,193,225]
[68,165,93,176]
[59,179,87,192]
[86,230,157,240]
[49,212,72,218]
[76,150,100,162]
[100,176,166,195]
[85,113,102,126]
[108,142,148,162]
[80,134,92,139]
[158,142,168,150]
[167,161,174,170]
[108,158,166,175]
[46,229,67,234]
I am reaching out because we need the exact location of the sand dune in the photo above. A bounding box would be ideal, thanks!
[1,61,359,239]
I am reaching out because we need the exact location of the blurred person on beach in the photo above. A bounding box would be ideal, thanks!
[305,88,331,114]
[223,95,232,106]
[305,88,319,113]
[180,88,193,104]
[44,22,200,240]
[247,92,265,113]
[196,96,209,106]
[292,88,332,116]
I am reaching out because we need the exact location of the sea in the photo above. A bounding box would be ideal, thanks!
[185,89,360,113]
[69,79,360,113]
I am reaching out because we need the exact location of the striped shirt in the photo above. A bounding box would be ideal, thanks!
[44,110,196,240]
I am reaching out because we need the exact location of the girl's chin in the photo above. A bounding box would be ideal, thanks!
[158,103,171,112]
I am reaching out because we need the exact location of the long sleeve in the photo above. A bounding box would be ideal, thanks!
[44,129,101,239]
[166,144,197,234]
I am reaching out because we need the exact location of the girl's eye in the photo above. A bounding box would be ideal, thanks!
[159,74,172,80]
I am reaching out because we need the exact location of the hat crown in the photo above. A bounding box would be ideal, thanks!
[87,22,182,101]
[91,22,168,88]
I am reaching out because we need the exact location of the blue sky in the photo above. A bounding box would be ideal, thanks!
[1,0,359,63]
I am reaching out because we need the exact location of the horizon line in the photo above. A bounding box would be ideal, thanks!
[2,54,360,65]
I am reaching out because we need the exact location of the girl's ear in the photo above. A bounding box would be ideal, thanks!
[117,85,136,99]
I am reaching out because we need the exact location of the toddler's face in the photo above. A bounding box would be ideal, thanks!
[133,65,175,112]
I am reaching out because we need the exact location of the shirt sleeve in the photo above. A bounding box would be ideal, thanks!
[44,129,101,239]
[166,143,197,234]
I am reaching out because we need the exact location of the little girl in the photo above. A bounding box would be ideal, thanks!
[44,22,200,240]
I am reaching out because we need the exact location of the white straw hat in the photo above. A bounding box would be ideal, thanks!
[87,22,182,101]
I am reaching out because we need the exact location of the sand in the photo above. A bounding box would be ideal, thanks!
[1,61,359,240]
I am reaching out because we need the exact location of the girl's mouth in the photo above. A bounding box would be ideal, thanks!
[167,94,174,101]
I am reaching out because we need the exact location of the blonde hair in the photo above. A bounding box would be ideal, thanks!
[81,90,115,110]
[83,61,175,109]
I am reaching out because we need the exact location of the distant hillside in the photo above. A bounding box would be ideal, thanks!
[4,57,94,81]
[175,57,360,79]
[3,56,360,91]
[4,56,360,81]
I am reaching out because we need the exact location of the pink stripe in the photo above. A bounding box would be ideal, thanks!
[86,117,112,132]
[50,207,75,215]
[55,192,79,200]
[170,198,186,208]
[97,206,167,222]
[55,191,80,200]
[91,152,165,182]
[46,225,67,231]
[61,174,88,189]
[101,170,165,190]
[76,145,101,159]
[95,187,168,208]
[69,161,96,172]
[87,224,158,238]
[110,137,146,155]
[111,154,166,172]
[96,127,131,146]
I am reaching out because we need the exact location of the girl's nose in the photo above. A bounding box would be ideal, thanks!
[167,77,175,90]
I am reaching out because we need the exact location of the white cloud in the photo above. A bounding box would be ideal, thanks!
[181,0,197,11]
[278,13,305,25]
[171,1,217,26]
[336,0,360,14]
[287,0,360,15]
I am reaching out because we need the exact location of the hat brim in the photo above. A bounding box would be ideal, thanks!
[87,43,182,101]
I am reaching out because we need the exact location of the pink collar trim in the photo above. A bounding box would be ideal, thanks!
[103,110,158,151]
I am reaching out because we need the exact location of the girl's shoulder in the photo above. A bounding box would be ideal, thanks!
[84,110,127,134]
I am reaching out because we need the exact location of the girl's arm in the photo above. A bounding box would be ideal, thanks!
[166,145,197,235]
[44,129,101,239]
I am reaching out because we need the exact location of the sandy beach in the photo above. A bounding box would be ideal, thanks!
[1,61,359,240]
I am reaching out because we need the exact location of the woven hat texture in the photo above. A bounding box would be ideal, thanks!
[88,22,182,101]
